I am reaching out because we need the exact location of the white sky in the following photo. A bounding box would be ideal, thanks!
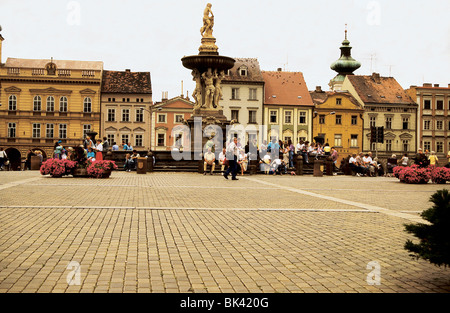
[1,0,449,102]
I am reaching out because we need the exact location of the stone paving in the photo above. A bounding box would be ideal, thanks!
[0,170,449,293]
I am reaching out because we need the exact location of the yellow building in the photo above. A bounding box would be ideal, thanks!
[0,40,103,169]
[310,86,364,164]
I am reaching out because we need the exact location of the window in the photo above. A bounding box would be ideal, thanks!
[370,116,376,127]
[59,96,68,112]
[437,142,443,153]
[319,115,325,124]
[402,118,409,130]
[424,120,431,130]
[249,88,257,100]
[122,109,130,122]
[385,117,392,129]
[59,124,67,139]
[9,95,17,111]
[157,133,165,147]
[402,140,409,152]
[270,110,277,123]
[424,100,431,110]
[436,120,443,130]
[135,134,143,147]
[157,114,166,123]
[231,88,240,100]
[107,134,114,147]
[248,110,257,124]
[335,115,342,125]
[8,123,16,138]
[107,109,115,122]
[299,111,306,124]
[350,134,358,147]
[351,115,358,125]
[46,124,54,138]
[46,96,55,111]
[334,134,342,147]
[371,142,377,151]
[175,114,184,123]
[284,111,292,124]
[424,141,431,152]
[239,66,248,76]
[231,110,239,122]
[32,123,41,138]
[386,139,392,152]
[83,97,92,113]
[33,96,41,111]
[136,109,144,122]
[121,134,129,145]
[336,98,342,105]
[436,100,444,110]
[83,125,91,138]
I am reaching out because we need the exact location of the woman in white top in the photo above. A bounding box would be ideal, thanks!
[95,139,103,161]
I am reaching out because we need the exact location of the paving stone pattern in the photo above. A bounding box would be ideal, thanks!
[0,171,449,293]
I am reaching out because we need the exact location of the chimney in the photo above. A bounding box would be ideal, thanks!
[125,69,131,72]
[315,86,323,93]
[162,91,168,101]
[277,68,282,72]
[423,83,432,87]
[372,72,381,84]
[434,84,440,88]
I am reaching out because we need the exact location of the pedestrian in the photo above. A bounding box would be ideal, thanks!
[224,137,239,180]
[428,151,438,167]
[95,139,104,161]
[0,148,8,170]
[112,142,119,151]
[400,153,409,167]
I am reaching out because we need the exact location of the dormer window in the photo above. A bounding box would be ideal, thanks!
[238,66,248,76]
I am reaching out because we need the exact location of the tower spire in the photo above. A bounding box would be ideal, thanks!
[329,24,361,91]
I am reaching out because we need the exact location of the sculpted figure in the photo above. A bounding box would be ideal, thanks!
[200,3,214,38]
[191,69,202,109]
[202,68,215,108]
[213,70,225,109]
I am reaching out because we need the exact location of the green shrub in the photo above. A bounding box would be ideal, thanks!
[404,189,450,267]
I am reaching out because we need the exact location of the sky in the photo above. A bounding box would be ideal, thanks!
[0,0,449,102]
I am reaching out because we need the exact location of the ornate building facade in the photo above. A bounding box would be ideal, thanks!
[101,69,152,150]
[0,36,103,169]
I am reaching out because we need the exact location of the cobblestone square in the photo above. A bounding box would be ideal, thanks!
[0,171,449,293]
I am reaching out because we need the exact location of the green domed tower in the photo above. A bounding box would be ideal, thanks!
[329,27,361,91]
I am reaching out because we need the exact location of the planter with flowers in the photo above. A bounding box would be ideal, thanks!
[430,167,450,184]
[40,158,78,178]
[86,160,118,178]
[394,164,434,184]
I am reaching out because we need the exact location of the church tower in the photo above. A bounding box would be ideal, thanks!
[329,26,361,91]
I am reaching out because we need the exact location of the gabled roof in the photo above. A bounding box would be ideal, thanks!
[154,96,194,110]
[102,70,152,94]
[346,73,416,105]
[222,58,264,83]
[262,70,313,106]
[309,90,361,108]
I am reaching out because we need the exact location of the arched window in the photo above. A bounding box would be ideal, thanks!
[8,95,17,111]
[59,96,68,112]
[83,97,92,113]
[33,96,42,111]
[46,96,55,111]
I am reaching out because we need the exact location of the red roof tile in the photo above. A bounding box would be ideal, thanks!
[262,71,313,106]
[102,70,152,94]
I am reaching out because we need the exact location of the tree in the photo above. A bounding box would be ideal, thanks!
[404,189,450,267]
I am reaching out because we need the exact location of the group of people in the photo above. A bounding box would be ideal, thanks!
[348,152,382,177]
[202,137,341,179]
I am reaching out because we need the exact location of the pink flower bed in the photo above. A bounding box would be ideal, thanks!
[86,160,118,178]
[394,164,449,184]
[40,158,78,177]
